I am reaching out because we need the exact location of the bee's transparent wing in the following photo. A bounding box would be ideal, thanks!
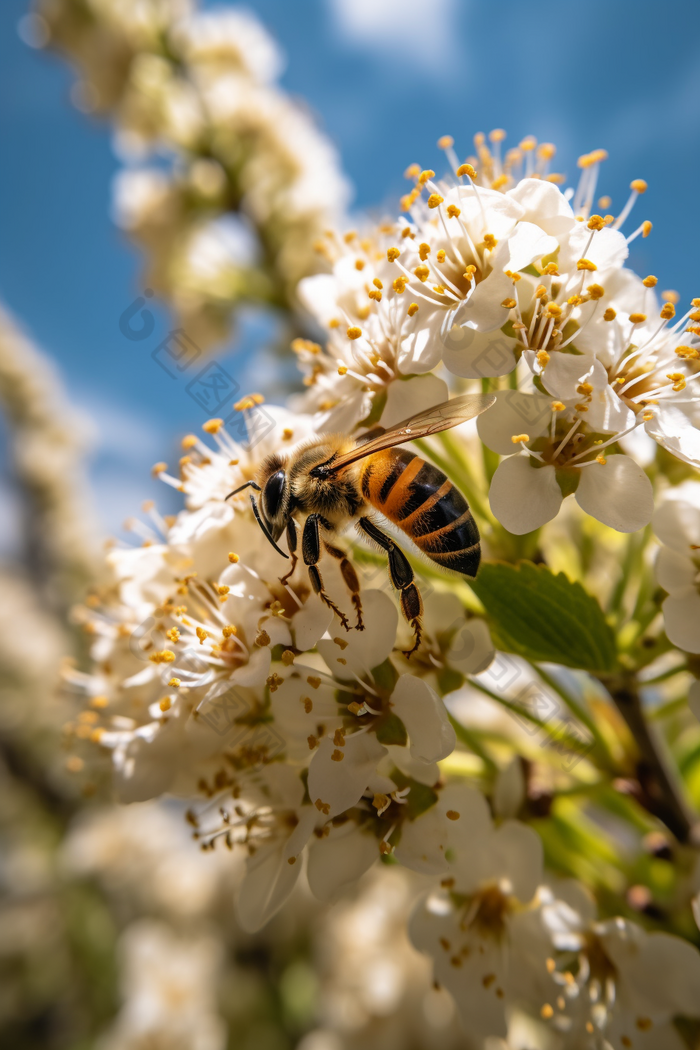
[324,393,496,473]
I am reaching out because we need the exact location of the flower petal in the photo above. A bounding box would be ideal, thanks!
[645,402,700,469]
[477,389,552,455]
[318,589,398,678]
[306,821,378,902]
[307,731,387,818]
[381,374,448,428]
[292,596,334,651]
[489,458,562,534]
[575,455,653,532]
[655,547,696,595]
[446,618,495,675]
[442,327,518,380]
[653,496,700,554]
[391,674,455,764]
[662,591,700,653]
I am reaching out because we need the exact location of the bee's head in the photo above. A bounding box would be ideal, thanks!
[258,455,289,541]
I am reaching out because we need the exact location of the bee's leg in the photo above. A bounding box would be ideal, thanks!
[303,514,351,631]
[323,541,364,630]
[357,517,423,656]
[279,518,298,585]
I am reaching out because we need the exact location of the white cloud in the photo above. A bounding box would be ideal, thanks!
[327,0,463,76]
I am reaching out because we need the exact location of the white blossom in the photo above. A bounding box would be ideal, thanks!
[652,482,700,653]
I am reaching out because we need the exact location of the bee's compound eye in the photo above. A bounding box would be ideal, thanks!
[263,470,286,520]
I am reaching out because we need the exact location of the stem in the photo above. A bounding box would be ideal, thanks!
[597,672,698,844]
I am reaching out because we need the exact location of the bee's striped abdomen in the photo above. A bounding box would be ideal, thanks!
[360,449,481,578]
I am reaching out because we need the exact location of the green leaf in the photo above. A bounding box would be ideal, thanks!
[470,561,617,672]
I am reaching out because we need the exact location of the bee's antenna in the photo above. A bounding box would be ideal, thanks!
[225,481,261,500]
[248,493,289,559]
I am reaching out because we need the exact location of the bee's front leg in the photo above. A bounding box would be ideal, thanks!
[279,518,298,585]
[302,514,351,631]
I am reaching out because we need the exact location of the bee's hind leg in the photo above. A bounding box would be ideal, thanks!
[303,514,351,631]
[323,541,364,630]
[357,517,423,656]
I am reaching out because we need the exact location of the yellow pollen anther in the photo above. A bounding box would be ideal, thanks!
[222,625,237,638]
[587,214,606,230]
[535,284,547,299]
[604,307,617,321]
[456,163,477,179]
[400,189,420,211]
[331,749,344,762]
[90,695,109,709]
[666,372,686,391]
[446,204,461,218]
[546,302,562,317]
[483,233,497,250]
[551,401,565,412]
[537,350,550,366]
[436,249,446,263]
[643,274,658,287]
[166,627,180,642]
[631,179,648,194]
[404,163,420,180]
[491,175,508,190]
[407,303,419,317]
[660,303,675,319]
[543,262,559,276]
[151,461,167,476]
[629,313,647,324]
[149,650,175,664]
[196,627,209,645]
[587,284,605,300]
[541,1004,554,1020]
[489,128,506,142]
[438,135,454,149]
[414,265,430,282]
[596,454,607,465]
[501,298,517,309]
[520,136,536,152]
[577,382,593,395]
[181,434,197,450]
[227,552,240,565]
[373,277,383,289]
[354,259,365,271]
[168,678,181,688]
[203,417,225,434]
[368,289,382,301]
[419,242,431,260]
[387,247,400,262]
[337,366,348,375]
[642,220,653,237]
[577,258,597,272]
[427,193,444,209]
[418,169,436,185]
[392,276,408,293]
[159,696,172,712]
[662,289,679,303]
[446,810,460,820]
[598,195,612,209]
[511,433,530,444]
[347,326,362,340]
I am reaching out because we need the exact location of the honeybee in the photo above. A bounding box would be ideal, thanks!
[227,393,495,655]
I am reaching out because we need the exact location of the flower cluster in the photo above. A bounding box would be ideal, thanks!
[37,0,350,347]
[63,127,700,1050]
[296,132,700,536]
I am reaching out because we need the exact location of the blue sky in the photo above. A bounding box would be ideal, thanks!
[2,0,700,545]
